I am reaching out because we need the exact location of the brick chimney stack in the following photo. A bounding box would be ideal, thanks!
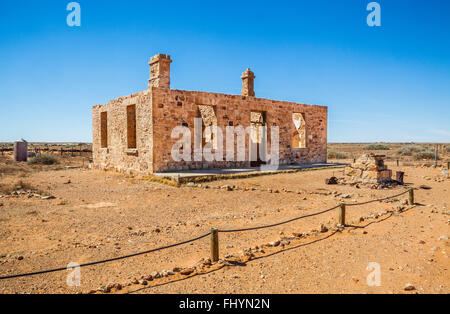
[148,54,172,89]
[241,68,255,97]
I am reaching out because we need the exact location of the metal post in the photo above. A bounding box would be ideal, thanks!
[435,147,438,168]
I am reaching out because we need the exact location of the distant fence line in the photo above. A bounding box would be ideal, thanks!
[0,146,92,157]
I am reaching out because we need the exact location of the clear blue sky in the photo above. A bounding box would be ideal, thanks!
[0,0,449,143]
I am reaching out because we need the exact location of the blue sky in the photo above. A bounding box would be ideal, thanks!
[0,0,449,143]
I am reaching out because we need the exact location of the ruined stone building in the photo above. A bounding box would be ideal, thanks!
[92,54,328,174]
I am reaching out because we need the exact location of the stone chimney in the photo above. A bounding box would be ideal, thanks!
[241,68,255,97]
[148,54,172,89]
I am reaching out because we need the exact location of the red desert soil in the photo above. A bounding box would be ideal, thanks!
[0,156,448,294]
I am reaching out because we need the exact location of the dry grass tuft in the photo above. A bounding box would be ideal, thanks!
[144,176,181,187]
[0,180,45,195]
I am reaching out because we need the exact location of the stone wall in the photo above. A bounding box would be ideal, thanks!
[92,90,154,174]
[151,87,327,172]
[93,87,327,174]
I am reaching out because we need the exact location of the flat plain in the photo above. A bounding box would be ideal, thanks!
[0,143,448,294]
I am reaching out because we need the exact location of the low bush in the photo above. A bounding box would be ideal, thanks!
[413,151,437,160]
[364,144,390,150]
[397,145,425,156]
[27,154,59,165]
[327,150,347,159]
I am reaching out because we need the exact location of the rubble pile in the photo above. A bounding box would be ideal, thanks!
[344,154,393,184]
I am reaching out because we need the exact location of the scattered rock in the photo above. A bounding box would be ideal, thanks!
[438,235,449,241]
[404,284,416,291]
[419,185,432,190]
[138,279,148,286]
[325,177,338,185]
[161,269,175,277]
[221,185,233,191]
[41,196,56,200]
[131,278,139,285]
[202,259,212,266]
[180,268,194,276]
[319,224,328,233]
[429,247,440,253]
[281,239,290,246]
[98,286,111,293]
[269,240,281,247]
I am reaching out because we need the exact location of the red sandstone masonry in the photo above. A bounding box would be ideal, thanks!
[92,54,328,175]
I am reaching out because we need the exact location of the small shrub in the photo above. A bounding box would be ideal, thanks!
[397,145,425,156]
[328,150,347,159]
[28,154,59,165]
[444,146,450,153]
[413,151,437,160]
[364,144,390,150]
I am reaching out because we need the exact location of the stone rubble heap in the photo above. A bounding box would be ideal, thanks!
[344,154,392,184]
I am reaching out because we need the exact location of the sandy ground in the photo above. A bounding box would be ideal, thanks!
[0,154,449,294]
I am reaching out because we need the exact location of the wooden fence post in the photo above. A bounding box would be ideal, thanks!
[447,161,450,170]
[408,189,415,206]
[396,159,399,167]
[210,228,219,262]
[339,203,346,226]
